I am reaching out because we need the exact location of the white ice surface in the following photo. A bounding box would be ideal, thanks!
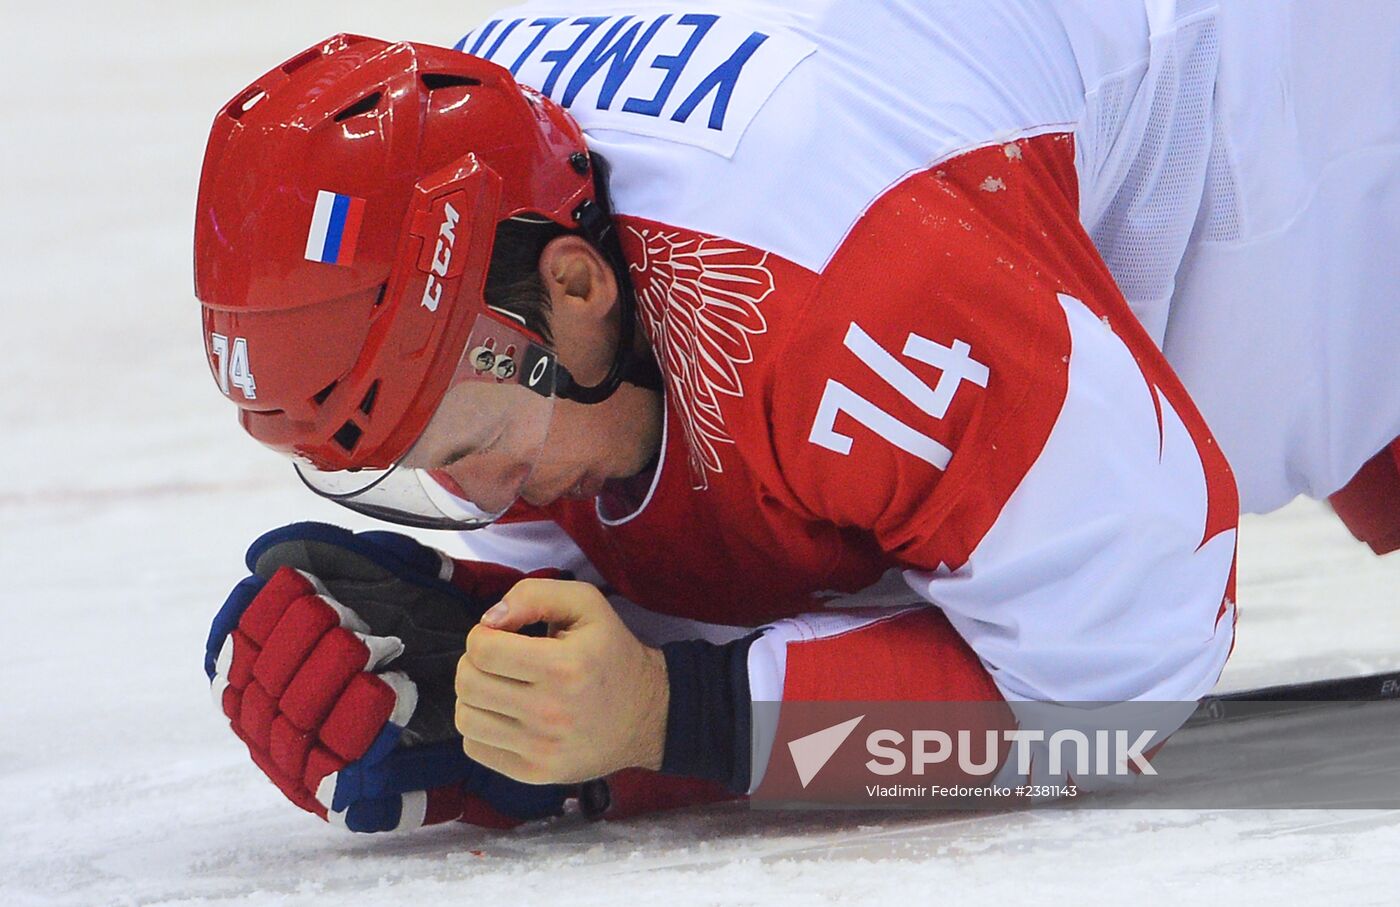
[2,3,1399,904]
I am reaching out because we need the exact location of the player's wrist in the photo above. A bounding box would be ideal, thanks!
[658,633,761,794]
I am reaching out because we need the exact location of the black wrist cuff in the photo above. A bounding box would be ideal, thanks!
[659,633,761,795]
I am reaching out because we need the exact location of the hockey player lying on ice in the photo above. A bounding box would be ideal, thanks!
[195,1,1400,830]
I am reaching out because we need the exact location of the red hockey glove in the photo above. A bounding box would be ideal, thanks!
[204,522,571,832]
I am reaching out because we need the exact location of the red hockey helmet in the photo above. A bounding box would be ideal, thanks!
[195,35,596,526]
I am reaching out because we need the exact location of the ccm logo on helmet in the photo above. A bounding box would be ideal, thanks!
[420,201,461,313]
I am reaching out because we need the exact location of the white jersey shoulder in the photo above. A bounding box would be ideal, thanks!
[454,1,1203,275]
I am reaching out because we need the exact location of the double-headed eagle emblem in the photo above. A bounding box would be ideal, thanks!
[625,225,776,490]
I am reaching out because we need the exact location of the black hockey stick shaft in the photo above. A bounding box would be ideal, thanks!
[1186,668,1400,727]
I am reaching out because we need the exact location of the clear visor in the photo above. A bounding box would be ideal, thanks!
[295,313,559,530]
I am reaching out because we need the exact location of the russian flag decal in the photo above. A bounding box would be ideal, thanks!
[305,190,366,266]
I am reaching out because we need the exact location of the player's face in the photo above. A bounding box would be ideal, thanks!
[403,233,664,512]
[406,376,662,511]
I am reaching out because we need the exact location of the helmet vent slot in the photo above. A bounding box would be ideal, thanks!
[312,381,338,406]
[421,73,481,91]
[359,381,380,416]
[334,92,383,122]
[281,47,323,77]
[333,421,363,452]
[226,88,268,121]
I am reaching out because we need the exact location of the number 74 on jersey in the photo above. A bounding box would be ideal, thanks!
[808,322,989,469]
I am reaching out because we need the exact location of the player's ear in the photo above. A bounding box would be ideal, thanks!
[538,235,621,385]
[538,235,618,324]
